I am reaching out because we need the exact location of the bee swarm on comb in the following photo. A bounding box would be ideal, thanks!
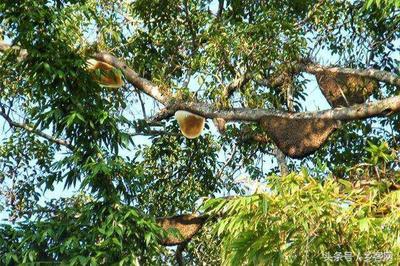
[86,59,124,88]
[175,110,205,139]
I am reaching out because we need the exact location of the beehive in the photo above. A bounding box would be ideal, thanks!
[175,110,205,139]
[86,59,124,88]
[315,71,377,107]
[157,214,207,246]
[260,115,340,158]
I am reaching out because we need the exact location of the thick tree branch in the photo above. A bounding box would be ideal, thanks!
[175,242,188,266]
[257,62,400,89]
[273,147,289,176]
[2,42,400,89]
[151,95,400,122]
[2,41,400,124]
[92,52,170,104]
[254,72,288,88]
[302,63,400,87]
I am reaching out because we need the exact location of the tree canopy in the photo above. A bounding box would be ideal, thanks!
[0,0,399,265]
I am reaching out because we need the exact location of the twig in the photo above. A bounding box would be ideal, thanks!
[0,107,73,150]
[217,0,224,18]
[216,144,238,180]
[135,90,147,119]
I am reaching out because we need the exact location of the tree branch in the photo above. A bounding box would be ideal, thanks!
[2,40,399,89]
[155,195,269,246]
[2,41,400,125]
[151,95,400,122]
[175,241,188,266]
[302,62,400,87]
[217,0,224,17]
[273,147,289,176]
[92,52,170,104]
[223,72,251,98]
[0,108,73,150]
[135,90,147,119]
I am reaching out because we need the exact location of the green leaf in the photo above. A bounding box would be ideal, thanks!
[359,218,370,232]
[112,237,122,248]
[43,62,51,72]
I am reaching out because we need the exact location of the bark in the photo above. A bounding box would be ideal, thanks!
[302,63,400,87]
[175,242,188,266]
[153,96,400,122]
[92,52,169,104]
[273,147,289,176]
[2,41,400,124]
[92,51,400,123]
[2,41,400,157]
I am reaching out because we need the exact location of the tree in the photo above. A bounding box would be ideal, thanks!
[0,0,399,265]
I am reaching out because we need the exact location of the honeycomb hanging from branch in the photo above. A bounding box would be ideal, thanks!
[260,116,341,158]
[315,71,378,107]
[175,110,205,139]
[157,214,207,246]
[86,59,124,88]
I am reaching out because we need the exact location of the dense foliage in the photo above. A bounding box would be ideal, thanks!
[204,171,400,264]
[0,0,399,265]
